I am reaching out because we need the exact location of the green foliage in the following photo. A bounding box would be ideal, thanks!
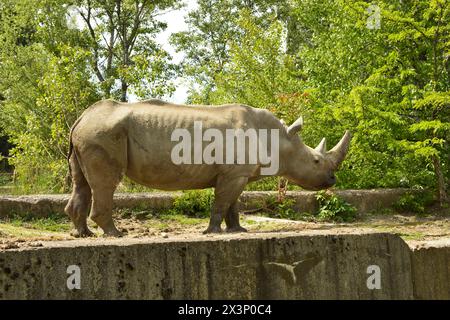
[263,195,304,220]
[315,191,357,222]
[394,191,435,214]
[0,173,12,186]
[169,189,214,218]
[208,10,309,123]
[0,44,99,192]
[170,0,280,104]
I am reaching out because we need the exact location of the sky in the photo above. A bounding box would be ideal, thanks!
[154,0,199,103]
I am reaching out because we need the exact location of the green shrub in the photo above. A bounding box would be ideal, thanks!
[169,189,214,218]
[0,173,12,186]
[263,195,307,220]
[394,191,435,214]
[315,191,357,222]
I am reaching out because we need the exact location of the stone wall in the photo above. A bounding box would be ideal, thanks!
[0,232,448,300]
[0,189,416,218]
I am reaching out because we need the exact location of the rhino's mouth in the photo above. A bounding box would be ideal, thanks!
[306,185,332,191]
[300,180,335,191]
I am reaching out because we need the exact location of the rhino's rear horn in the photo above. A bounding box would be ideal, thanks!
[315,138,327,155]
[327,131,352,168]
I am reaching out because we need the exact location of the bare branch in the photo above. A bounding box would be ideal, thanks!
[77,1,105,82]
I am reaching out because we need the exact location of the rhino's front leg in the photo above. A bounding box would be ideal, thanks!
[203,175,248,234]
[225,202,247,233]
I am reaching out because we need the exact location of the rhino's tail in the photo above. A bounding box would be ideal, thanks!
[67,115,84,178]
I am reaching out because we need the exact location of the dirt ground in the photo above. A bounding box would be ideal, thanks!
[0,209,449,250]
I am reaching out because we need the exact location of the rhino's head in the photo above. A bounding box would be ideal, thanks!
[280,117,351,190]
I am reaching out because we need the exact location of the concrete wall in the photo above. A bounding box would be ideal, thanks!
[410,240,450,299]
[0,189,416,218]
[1,232,447,300]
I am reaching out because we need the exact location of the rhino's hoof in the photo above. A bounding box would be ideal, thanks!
[70,228,94,238]
[203,226,223,234]
[225,226,248,233]
[102,228,123,238]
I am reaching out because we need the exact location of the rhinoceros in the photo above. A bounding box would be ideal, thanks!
[65,99,351,237]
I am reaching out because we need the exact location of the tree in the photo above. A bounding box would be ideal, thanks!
[0,0,100,191]
[171,0,282,103]
[291,0,449,202]
[73,0,179,101]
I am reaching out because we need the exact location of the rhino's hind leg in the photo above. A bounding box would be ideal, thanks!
[90,188,122,237]
[81,147,125,237]
[65,153,94,237]
[225,202,247,233]
[204,176,248,234]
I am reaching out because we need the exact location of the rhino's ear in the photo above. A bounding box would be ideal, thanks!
[287,116,303,137]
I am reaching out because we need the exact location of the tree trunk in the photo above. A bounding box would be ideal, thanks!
[120,80,128,102]
[432,155,448,206]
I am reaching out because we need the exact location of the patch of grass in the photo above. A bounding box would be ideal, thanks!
[0,213,71,238]
[241,217,258,225]
[146,220,170,231]
[2,214,71,233]
[145,214,207,231]
[395,231,425,241]
[0,223,52,237]
[117,206,155,220]
[159,214,206,225]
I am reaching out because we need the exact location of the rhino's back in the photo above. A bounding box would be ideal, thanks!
[79,98,277,129]
[126,99,256,130]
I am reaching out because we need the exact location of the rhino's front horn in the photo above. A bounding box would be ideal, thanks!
[327,131,352,168]
[315,138,327,154]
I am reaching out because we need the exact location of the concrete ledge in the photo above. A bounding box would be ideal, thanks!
[0,232,420,299]
[410,239,450,300]
[0,192,180,218]
[0,189,416,218]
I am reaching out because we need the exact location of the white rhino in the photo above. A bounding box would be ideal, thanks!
[65,99,351,237]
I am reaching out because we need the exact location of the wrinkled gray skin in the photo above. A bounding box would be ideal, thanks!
[65,99,351,237]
